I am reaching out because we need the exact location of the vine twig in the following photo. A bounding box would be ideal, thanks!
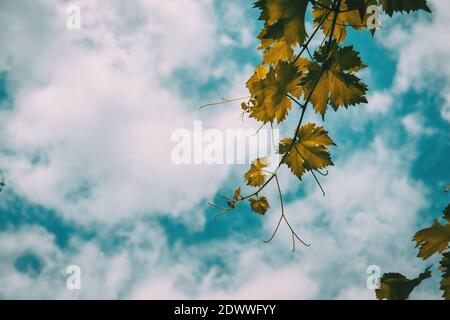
[264,174,310,251]
[210,0,343,250]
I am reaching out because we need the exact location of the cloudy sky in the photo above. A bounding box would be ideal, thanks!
[0,0,449,299]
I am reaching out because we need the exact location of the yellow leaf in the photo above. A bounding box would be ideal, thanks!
[445,204,450,222]
[255,0,309,46]
[247,62,302,123]
[414,220,450,260]
[249,196,270,215]
[244,157,269,187]
[279,123,335,179]
[261,40,294,65]
[232,187,241,201]
[439,252,450,300]
[294,57,311,73]
[376,268,432,300]
[313,0,377,43]
[441,276,450,300]
[246,65,269,88]
[301,41,367,116]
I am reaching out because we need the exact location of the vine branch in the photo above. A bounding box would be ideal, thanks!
[210,0,343,249]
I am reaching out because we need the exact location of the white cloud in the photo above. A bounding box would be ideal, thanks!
[441,92,450,124]
[0,0,257,224]
[366,91,393,114]
[132,139,432,300]
[379,0,450,123]
[216,1,256,48]
[258,139,429,298]
[0,223,166,299]
[0,0,444,300]
[402,112,436,136]
[0,138,435,299]
[0,226,64,299]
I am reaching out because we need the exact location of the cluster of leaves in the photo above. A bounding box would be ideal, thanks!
[376,203,450,300]
[209,0,432,251]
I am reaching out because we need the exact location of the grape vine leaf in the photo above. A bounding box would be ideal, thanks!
[444,204,450,220]
[301,41,368,117]
[346,0,370,20]
[247,62,302,123]
[255,0,309,47]
[261,39,294,65]
[227,187,242,208]
[244,157,269,187]
[232,187,242,201]
[413,204,450,260]
[380,0,431,17]
[247,65,269,86]
[313,0,377,43]
[376,267,432,300]
[439,251,450,300]
[249,196,270,215]
[279,123,335,180]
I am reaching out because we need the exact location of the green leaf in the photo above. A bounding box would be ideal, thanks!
[413,204,450,260]
[301,41,368,117]
[279,123,335,179]
[249,196,270,215]
[380,0,431,17]
[439,251,450,300]
[376,267,432,300]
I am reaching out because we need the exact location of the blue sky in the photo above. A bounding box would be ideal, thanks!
[0,0,449,299]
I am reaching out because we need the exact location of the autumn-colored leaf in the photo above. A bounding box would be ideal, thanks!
[244,157,269,187]
[232,187,242,201]
[301,41,368,117]
[414,221,450,260]
[380,0,431,17]
[255,0,309,46]
[279,123,335,179]
[247,65,269,86]
[261,39,294,65]
[346,0,370,20]
[313,0,377,43]
[241,101,250,113]
[249,196,270,215]
[444,204,450,221]
[413,204,450,260]
[376,267,432,300]
[247,62,302,123]
[439,251,450,300]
